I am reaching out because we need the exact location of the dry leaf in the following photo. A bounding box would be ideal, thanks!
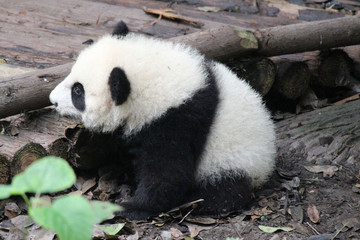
[288,205,303,223]
[185,216,217,225]
[186,223,213,238]
[304,165,338,177]
[307,205,320,223]
[169,227,183,238]
[81,178,96,194]
[252,206,273,216]
[10,126,19,136]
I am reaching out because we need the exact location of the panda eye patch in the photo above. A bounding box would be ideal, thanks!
[71,82,85,111]
[73,86,82,95]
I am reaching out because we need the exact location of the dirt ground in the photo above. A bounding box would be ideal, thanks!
[1,104,360,240]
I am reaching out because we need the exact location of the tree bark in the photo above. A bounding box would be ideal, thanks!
[276,99,360,168]
[10,142,47,177]
[1,15,360,119]
[0,63,73,119]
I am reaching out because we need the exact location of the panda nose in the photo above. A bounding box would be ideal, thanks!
[54,102,58,107]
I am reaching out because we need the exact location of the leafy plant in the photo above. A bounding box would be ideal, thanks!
[0,156,121,240]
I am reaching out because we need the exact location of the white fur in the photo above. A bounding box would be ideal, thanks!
[196,63,276,187]
[50,33,276,187]
[50,34,207,134]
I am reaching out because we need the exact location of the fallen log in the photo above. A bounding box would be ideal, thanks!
[1,15,360,119]
[276,99,360,169]
[317,49,360,91]
[273,61,311,100]
[0,63,73,119]
[11,142,47,177]
[227,58,276,96]
[172,15,360,59]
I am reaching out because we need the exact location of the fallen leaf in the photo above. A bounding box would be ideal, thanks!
[10,127,19,136]
[258,225,294,233]
[98,223,124,236]
[288,205,303,223]
[4,202,21,219]
[185,216,217,225]
[81,178,96,194]
[304,165,338,177]
[252,206,273,216]
[186,223,213,238]
[307,205,320,223]
[169,227,183,238]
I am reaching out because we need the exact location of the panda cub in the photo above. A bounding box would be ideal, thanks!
[50,22,276,220]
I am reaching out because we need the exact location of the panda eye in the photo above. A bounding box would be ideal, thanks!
[72,83,84,96]
[71,82,85,111]
[73,86,82,95]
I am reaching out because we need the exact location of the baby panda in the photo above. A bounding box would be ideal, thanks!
[49,22,276,220]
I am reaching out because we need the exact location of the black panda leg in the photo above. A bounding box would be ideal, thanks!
[119,154,195,220]
[190,175,252,216]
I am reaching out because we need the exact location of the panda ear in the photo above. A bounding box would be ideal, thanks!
[109,67,131,105]
[112,21,129,37]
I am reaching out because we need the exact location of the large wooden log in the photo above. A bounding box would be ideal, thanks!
[276,99,360,167]
[0,63,73,119]
[1,15,360,119]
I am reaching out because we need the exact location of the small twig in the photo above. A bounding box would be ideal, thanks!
[239,220,251,235]
[143,14,162,28]
[228,218,242,239]
[306,222,321,235]
[178,209,193,224]
[331,222,347,240]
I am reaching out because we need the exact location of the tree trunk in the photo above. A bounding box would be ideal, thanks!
[276,99,360,169]
[1,16,360,119]
[0,63,73,119]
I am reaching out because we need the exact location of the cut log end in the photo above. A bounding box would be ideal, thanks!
[11,142,47,177]
[275,61,311,100]
[228,58,276,96]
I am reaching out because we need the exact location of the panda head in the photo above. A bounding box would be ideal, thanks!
[49,22,133,132]
[50,21,207,134]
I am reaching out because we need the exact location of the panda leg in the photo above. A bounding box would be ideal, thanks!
[190,174,252,216]
[119,154,195,220]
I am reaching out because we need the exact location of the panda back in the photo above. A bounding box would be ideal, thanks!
[196,62,276,187]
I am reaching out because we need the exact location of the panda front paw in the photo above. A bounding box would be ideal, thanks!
[118,202,155,220]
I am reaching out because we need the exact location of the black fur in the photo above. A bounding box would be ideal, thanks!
[112,62,252,220]
[109,67,131,105]
[82,39,94,45]
[71,82,85,111]
[112,21,129,37]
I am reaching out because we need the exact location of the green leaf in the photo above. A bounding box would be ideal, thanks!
[98,223,124,236]
[29,195,94,240]
[11,156,76,194]
[0,185,12,199]
[258,225,294,233]
[90,201,122,224]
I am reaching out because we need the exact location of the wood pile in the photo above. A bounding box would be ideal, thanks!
[1,0,360,183]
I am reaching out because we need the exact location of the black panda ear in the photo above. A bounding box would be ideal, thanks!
[109,67,131,105]
[112,21,129,37]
